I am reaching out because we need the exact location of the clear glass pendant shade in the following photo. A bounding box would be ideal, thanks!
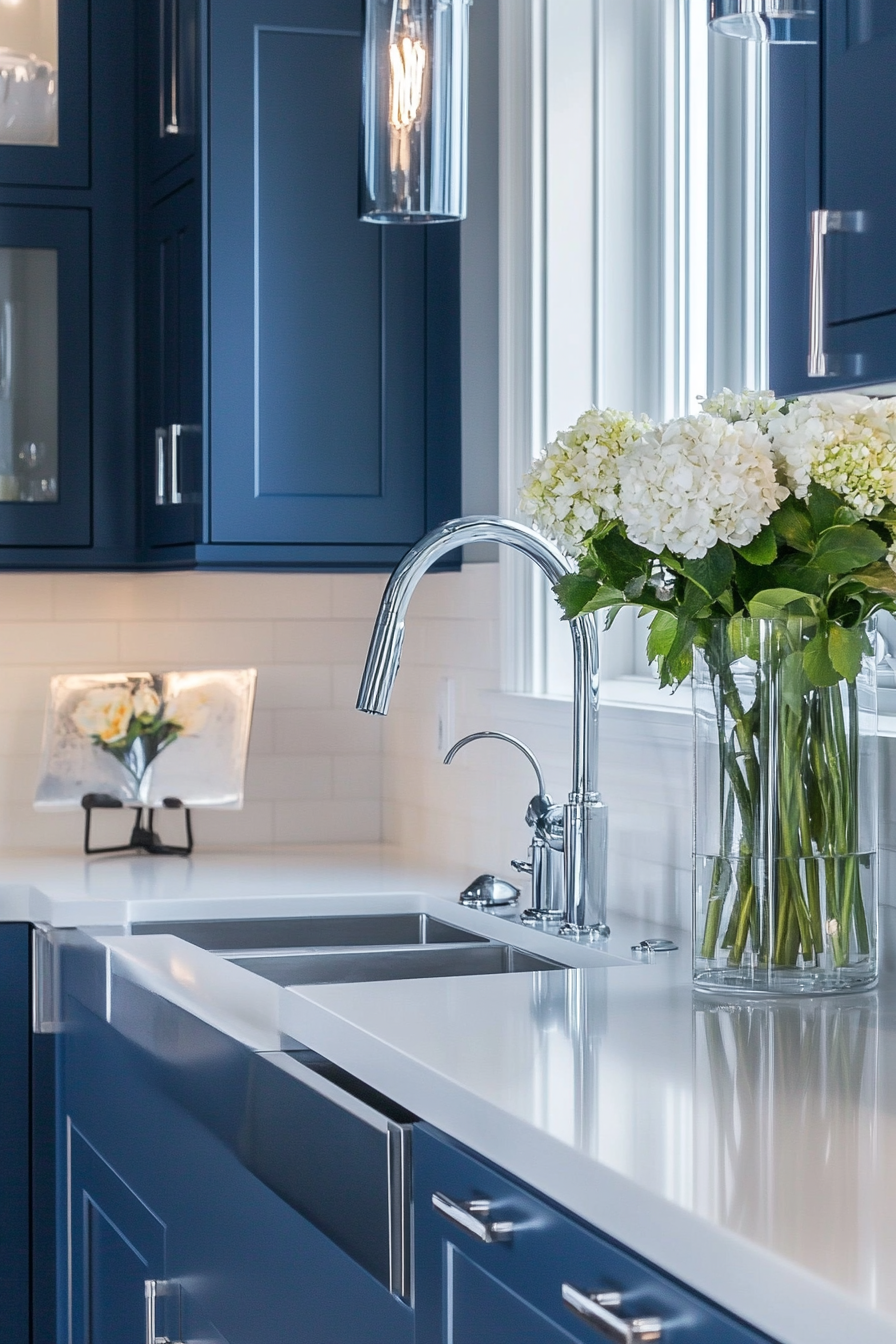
[360,0,471,224]
[708,0,817,43]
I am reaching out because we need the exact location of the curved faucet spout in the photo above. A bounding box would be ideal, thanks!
[356,516,606,935]
[356,514,601,805]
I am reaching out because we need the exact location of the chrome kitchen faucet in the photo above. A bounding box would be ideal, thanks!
[355,516,609,938]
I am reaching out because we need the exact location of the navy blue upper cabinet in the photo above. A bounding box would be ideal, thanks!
[0,0,89,189]
[201,0,460,569]
[770,0,896,393]
[821,0,896,382]
[141,0,200,186]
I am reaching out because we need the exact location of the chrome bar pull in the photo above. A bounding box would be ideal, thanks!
[562,1284,663,1342]
[431,1192,514,1244]
[162,0,180,135]
[144,1279,183,1344]
[808,208,830,378]
[155,427,168,505]
[808,208,867,378]
[169,423,183,505]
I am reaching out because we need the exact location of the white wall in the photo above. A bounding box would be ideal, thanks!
[0,570,386,850]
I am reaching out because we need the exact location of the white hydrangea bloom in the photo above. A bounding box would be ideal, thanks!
[768,394,896,515]
[519,407,652,555]
[699,388,786,434]
[616,414,787,560]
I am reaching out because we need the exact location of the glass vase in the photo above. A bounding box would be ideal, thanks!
[693,617,878,995]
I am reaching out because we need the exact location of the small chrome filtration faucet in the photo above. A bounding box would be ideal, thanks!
[443,731,565,923]
[355,516,609,938]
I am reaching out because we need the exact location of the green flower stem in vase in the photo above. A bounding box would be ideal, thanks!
[693,616,878,994]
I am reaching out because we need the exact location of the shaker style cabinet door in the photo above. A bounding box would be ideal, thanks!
[0,926,31,1344]
[68,1128,171,1344]
[141,177,202,551]
[141,0,199,186]
[0,206,90,546]
[0,0,89,188]
[821,0,896,383]
[207,0,442,562]
[414,1126,778,1344]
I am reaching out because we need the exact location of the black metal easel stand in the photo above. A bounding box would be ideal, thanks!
[81,793,194,857]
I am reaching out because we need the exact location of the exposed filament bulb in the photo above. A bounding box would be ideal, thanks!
[389,36,427,130]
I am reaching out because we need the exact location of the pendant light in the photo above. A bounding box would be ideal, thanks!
[360,0,471,223]
[708,0,817,42]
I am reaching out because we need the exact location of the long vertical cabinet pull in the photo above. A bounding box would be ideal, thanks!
[161,0,180,136]
[808,208,830,377]
[155,427,168,504]
[155,424,192,505]
[145,1279,183,1344]
[808,208,866,378]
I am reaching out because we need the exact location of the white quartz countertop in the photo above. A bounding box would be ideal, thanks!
[3,846,895,1344]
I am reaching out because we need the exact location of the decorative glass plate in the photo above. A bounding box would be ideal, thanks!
[34,669,257,810]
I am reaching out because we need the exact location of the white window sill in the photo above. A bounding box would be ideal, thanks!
[486,679,896,739]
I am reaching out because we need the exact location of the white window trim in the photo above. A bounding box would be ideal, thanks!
[494,0,770,721]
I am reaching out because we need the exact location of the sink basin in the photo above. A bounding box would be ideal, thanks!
[131,912,487,953]
[227,943,562,987]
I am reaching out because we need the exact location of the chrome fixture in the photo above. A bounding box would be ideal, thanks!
[631,938,679,956]
[145,1279,182,1344]
[562,1283,663,1341]
[360,0,471,222]
[458,873,520,909]
[445,730,564,923]
[356,516,608,938]
[431,1192,514,1244]
[708,0,817,43]
[808,209,866,378]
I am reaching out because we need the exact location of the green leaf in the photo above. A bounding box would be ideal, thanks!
[810,524,887,574]
[771,495,815,553]
[553,574,600,619]
[833,506,862,527]
[681,543,735,601]
[734,527,777,566]
[828,624,864,681]
[580,585,627,614]
[680,579,713,620]
[804,631,842,687]
[589,528,649,590]
[748,588,816,619]
[767,560,829,597]
[623,574,647,600]
[806,482,842,534]
[660,615,697,687]
[853,561,896,596]
[646,610,677,664]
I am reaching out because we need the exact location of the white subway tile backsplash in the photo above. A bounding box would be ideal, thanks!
[119,619,276,666]
[274,619,374,665]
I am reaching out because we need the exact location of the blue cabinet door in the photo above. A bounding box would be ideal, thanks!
[141,176,202,551]
[68,1127,169,1344]
[205,0,460,568]
[140,0,199,187]
[822,0,896,383]
[0,0,89,188]
[0,925,31,1344]
[0,206,90,547]
[414,1125,778,1344]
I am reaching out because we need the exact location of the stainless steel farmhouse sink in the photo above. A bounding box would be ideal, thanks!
[131,912,564,985]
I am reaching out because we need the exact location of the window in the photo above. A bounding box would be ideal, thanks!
[499,0,769,699]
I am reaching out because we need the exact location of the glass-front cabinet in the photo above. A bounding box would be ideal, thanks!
[0,208,89,547]
[0,0,88,187]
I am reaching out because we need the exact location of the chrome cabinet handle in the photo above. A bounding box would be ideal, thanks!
[431,1191,514,1244]
[0,300,13,400]
[562,1284,663,1342]
[145,1279,183,1344]
[155,426,168,504]
[169,423,183,504]
[808,208,867,378]
[161,0,180,135]
[808,208,829,378]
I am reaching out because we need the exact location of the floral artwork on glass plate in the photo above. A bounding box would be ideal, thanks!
[34,670,257,810]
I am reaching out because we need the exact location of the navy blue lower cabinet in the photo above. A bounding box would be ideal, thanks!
[0,925,31,1344]
[59,961,414,1344]
[414,1126,777,1344]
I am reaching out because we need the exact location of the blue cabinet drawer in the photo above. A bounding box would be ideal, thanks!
[414,1126,776,1344]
